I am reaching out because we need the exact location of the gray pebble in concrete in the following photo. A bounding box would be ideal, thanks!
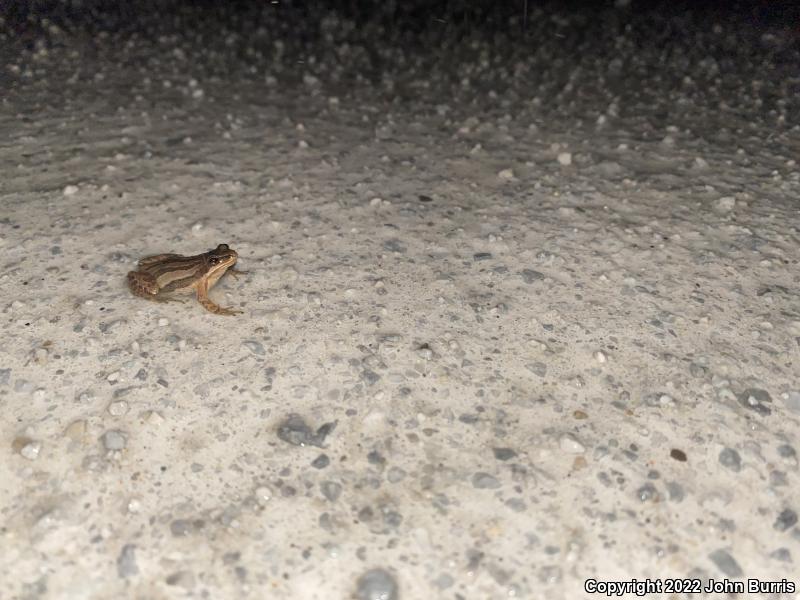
[738,387,772,416]
[355,568,398,600]
[782,391,800,414]
[718,448,741,472]
[117,544,138,578]
[102,430,127,451]
[321,481,343,502]
[666,481,685,503]
[242,340,265,355]
[361,370,381,386]
[311,454,330,469]
[165,570,195,589]
[773,509,798,532]
[170,519,194,537]
[708,549,743,577]
[492,447,517,461]
[471,472,501,489]
[637,483,659,502]
[383,239,406,253]
[277,414,336,447]
[521,269,545,283]
[387,467,406,483]
[770,548,792,562]
[527,362,547,377]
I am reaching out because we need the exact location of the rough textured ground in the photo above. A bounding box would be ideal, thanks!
[1,2,799,599]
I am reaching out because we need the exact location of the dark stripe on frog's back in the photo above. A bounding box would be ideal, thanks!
[152,257,209,292]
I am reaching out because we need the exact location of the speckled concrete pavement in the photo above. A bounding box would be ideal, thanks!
[1,3,799,599]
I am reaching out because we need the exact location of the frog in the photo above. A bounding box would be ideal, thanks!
[127,243,245,315]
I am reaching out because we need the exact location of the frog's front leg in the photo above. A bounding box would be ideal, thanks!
[195,280,242,315]
[227,268,249,280]
[127,271,183,303]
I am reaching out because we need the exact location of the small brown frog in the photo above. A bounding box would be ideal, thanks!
[127,243,245,315]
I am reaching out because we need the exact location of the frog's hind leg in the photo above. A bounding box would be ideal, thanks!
[127,271,181,304]
[127,271,160,298]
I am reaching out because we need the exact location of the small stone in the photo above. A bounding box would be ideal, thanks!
[471,472,501,489]
[107,401,129,416]
[658,394,675,407]
[594,350,607,363]
[718,448,741,472]
[770,548,792,562]
[20,440,41,460]
[170,519,193,537]
[157,318,169,327]
[254,485,274,506]
[277,414,336,447]
[383,239,406,253]
[666,481,685,502]
[526,362,547,377]
[520,269,544,283]
[573,410,588,420]
[781,391,800,414]
[433,573,455,589]
[738,387,772,416]
[637,483,659,502]
[557,152,572,166]
[144,410,165,425]
[774,509,798,532]
[492,447,517,461]
[559,434,585,454]
[311,454,330,469]
[670,448,687,462]
[367,450,386,466]
[102,430,127,451]
[64,420,87,442]
[715,196,735,212]
[361,370,381,386]
[497,168,515,180]
[708,549,743,577]
[473,252,492,261]
[505,497,527,512]
[117,544,139,578]
[355,568,398,600]
[165,571,195,589]
[416,345,433,360]
[321,481,342,502]
[63,184,79,196]
[242,340,265,355]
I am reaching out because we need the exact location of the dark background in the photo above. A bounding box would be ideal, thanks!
[3,0,799,36]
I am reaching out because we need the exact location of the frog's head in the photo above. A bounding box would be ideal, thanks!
[207,243,238,273]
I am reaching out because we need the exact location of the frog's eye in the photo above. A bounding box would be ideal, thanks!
[217,244,229,251]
